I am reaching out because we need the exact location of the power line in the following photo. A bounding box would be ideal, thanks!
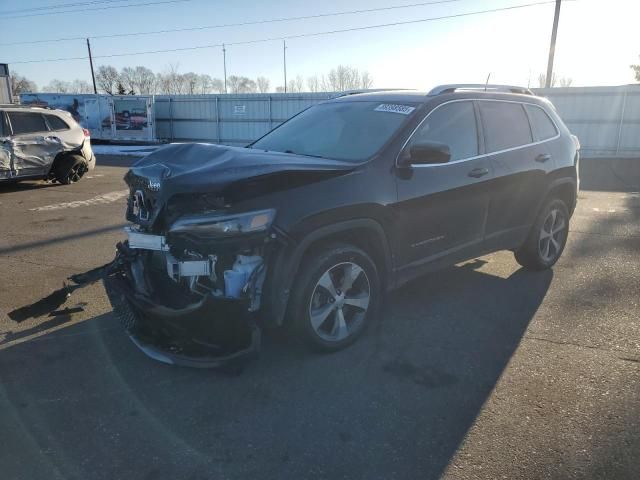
[0,0,193,19]
[8,1,569,65]
[2,0,465,46]
[0,0,133,15]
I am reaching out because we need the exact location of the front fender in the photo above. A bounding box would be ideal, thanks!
[263,218,393,327]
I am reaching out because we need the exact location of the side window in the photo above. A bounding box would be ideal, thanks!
[45,114,71,131]
[409,101,478,162]
[479,101,532,152]
[0,112,6,137]
[7,112,48,135]
[525,104,558,140]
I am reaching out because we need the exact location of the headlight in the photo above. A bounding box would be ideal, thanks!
[169,209,276,238]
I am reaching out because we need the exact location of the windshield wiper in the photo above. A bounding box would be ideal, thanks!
[283,150,325,159]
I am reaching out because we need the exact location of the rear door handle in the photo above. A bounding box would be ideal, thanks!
[468,167,489,178]
[535,153,552,163]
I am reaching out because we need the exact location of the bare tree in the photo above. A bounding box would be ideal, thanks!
[326,65,364,91]
[182,72,199,94]
[10,72,37,94]
[256,76,270,93]
[307,75,320,92]
[285,75,304,93]
[134,66,156,94]
[120,67,137,94]
[275,86,285,93]
[227,75,241,93]
[44,79,70,93]
[162,63,185,94]
[211,78,225,94]
[361,71,373,89]
[194,74,212,94]
[69,79,93,93]
[538,72,572,88]
[558,77,573,87]
[632,56,640,82]
[95,65,119,94]
[286,79,297,93]
[227,75,257,94]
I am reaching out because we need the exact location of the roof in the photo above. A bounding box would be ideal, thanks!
[327,85,545,105]
[0,104,73,115]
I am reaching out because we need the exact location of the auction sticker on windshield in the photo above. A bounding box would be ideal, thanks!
[374,104,416,115]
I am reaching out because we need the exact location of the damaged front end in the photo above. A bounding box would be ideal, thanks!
[104,143,355,368]
[104,201,276,368]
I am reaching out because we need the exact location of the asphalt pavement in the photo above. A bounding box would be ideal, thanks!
[0,156,638,480]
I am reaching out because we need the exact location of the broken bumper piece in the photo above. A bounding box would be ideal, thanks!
[103,243,261,369]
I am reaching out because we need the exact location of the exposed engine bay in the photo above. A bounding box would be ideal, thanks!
[103,207,276,368]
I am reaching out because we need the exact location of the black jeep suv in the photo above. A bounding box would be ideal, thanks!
[105,84,579,365]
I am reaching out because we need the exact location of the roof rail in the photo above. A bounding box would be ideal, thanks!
[329,88,410,99]
[427,84,534,96]
[0,103,54,109]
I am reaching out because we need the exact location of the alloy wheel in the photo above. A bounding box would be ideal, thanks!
[68,164,84,183]
[308,261,371,342]
[538,208,567,263]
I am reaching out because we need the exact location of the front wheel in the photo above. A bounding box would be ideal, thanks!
[515,198,570,270]
[289,244,381,352]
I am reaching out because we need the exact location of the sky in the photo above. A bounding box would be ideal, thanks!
[1,0,639,91]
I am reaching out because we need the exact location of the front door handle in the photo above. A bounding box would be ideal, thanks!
[535,153,552,163]
[468,167,489,178]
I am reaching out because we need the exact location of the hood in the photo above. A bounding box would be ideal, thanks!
[124,143,356,225]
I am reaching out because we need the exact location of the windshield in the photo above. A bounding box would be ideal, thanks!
[250,101,418,161]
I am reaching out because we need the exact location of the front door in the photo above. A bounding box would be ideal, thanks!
[394,100,493,270]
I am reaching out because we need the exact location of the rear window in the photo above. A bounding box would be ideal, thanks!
[479,101,532,153]
[525,104,558,140]
[45,114,71,131]
[8,112,48,135]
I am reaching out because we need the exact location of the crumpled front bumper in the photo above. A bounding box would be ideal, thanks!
[103,244,261,369]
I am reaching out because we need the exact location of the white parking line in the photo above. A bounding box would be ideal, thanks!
[29,190,129,211]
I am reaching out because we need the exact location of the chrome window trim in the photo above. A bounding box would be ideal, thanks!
[396,98,561,168]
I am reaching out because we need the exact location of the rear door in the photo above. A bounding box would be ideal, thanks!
[394,100,493,269]
[6,111,64,177]
[479,100,555,248]
[0,111,13,180]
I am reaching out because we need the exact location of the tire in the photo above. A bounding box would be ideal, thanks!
[289,243,381,352]
[515,198,570,270]
[54,154,86,184]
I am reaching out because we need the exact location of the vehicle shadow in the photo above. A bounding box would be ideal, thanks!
[0,180,59,193]
[0,260,551,480]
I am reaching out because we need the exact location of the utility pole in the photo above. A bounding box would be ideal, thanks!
[222,43,227,94]
[86,38,97,94]
[283,40,287,93]
[545,0,562,88]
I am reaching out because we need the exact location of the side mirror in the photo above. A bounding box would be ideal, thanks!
[407,141,451,165]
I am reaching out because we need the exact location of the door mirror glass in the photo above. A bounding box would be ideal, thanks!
[409,141,451,165]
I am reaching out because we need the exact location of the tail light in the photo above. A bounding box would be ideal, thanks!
[82,128,91,137]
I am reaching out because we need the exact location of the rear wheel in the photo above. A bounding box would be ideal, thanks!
[289,244,380,352]
[515,198,570,270]
[54,155,86,184]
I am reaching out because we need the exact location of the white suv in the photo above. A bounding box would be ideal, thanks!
[0,105,95,184]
